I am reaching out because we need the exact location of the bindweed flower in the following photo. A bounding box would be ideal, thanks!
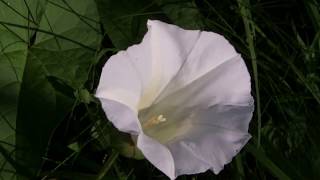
[96,20,254,179]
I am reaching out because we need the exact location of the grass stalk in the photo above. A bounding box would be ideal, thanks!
[237,0,262,148]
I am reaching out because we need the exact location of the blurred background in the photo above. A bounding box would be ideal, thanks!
[0,0,319,179]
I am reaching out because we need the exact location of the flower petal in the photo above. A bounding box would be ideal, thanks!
[99,98,141,134]
[155,31,240,102]
[193,104,254,132]
[126,20,200,109]
[167,123,251,176]
[154,55,252,112]
[137,133,175,179]
[96,19,254,179]
[167,140,210,176]
[145,103,253,176]
[96,51,142,112]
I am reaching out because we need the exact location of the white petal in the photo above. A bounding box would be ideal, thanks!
[154,55,252,112]
[155,31,240,102]
[95,51,142,112]
[99,98,141,134]
[126,20,200,109]
[167,123,251,176]
[95,20,254,179]
[137,133,175,179]
[194,104,254,132]
[147,103,253,176]
[167,140,210,176]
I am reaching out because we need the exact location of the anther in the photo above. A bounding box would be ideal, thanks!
[157,115,164,121]
[143,114,167,128]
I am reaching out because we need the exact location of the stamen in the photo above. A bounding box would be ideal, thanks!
[157,115,164,121]
[143,114,167,128]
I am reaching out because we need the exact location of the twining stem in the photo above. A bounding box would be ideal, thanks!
[237,0,262,148]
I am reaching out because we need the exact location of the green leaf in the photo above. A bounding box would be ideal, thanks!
[16,0,101,177]
[0,50,26,179]
[35,0,101,50]
[16,50,75,177]
[95,0,166,50]
[1,0,101,178]
[0,0,37,178]
[156,0,205,29]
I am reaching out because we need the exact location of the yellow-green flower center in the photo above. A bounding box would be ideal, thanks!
[139,106,192,144]
[142,114,167,128]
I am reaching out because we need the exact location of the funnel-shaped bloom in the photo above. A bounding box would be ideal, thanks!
[96,20,254,179]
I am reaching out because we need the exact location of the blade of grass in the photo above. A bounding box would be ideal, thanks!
[237,0,262,148]
[247,144,291,180]
[235,155,245,180]
[254,24,320,104]
[304,0,320,30]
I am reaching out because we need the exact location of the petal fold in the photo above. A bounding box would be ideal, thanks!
[154,55,252,112]
[127,20,201,109]
[156,31,241,102]
[167,124,251,176]
[99,99,141,134]
[96,51,142,112]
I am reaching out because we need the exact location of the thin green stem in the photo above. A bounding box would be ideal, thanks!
[0,21,96,51]
[96,151,119,180]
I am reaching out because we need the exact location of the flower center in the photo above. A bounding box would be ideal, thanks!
[142,114,167,128]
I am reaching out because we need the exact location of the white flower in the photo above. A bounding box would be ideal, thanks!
[96,20,254,179]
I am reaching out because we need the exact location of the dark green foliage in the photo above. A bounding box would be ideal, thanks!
[1,0,320,179]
